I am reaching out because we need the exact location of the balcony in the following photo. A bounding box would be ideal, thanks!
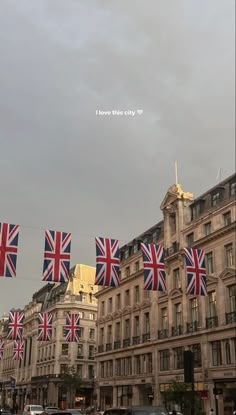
[226,311,236,324]
[123,338,130,348]
[106,343,112,351]
[186,321,198,333]
[142,333,150,343]
[171,325,183,336]
[132,336,140,345]
[98,345,104,353]
[158,329,168,339]
[114,340,121,349]
[206,316,218,328]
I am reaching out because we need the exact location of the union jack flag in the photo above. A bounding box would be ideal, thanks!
[141,243,166,291]
[42,230,71,283]
[95,237,120,287]
[0,340,4,360]
[13,340,24,360]
[0,223,19,278]
[37,312,53,341]
[7,311,24,340]
[64,313,80,342]
[184,248,207,296]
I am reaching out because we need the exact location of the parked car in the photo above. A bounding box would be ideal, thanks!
[44,409,59,412]
[0,410,11,415]
[67,410,83,415]
[103,407,169,415]
[23,405,44,415]
[41,411,73,415]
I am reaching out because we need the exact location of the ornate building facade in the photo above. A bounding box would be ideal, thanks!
[0,264,98,410]
[95,174,236,415]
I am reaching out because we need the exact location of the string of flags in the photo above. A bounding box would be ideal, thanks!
[0,222,207,295]
[0,311,81,360]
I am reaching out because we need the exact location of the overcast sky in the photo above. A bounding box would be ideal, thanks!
[0,0,235,316]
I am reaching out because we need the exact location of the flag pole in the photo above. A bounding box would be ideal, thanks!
[175,161,178,184]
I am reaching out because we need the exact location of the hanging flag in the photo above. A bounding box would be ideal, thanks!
[95,237,120,287]
[7,311,24,340]
[13,340,24,360]
[64,313,80,342]
[184,248,207,296]
[0,223,19,278]
[42,230,71,283]
[141,243,166,291]
[0,340,4,360]
[37,312,53,341]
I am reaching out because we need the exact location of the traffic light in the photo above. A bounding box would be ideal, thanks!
[184,350,194,383]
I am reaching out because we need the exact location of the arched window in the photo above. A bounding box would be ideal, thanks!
[226,341,231,364]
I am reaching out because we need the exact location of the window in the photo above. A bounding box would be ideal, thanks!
[187,233,194,248]
[135,261,139,273]
[160,350,170,371]
[206,252,214,274]
[101,301,105,316]
[124,249,129,259]
[89,345,94,359]
[208,291,216,317]
[100,328,104,344]
[78,311,84,318]
[144,312,150,334]
[135,355,141,374]
[191,343,201,367]
[192,203,202,220]
[125,357,132,375]
[61,344,69,356]
[228,285,236,312]
[230,181,236,196]
[88,365,94,379]
[212,192,220,206]
[146,353,152,373]
[190,298,198,322]
[174,303,182,326]
[134,243,139,254]
[125,267,130,277]
[161,307,168,330]
[107,325,112,343]
[173,268,181,289]
[173,347,184,369]
[101,362,105,378]
[89,313,95,320]
[89,328,95,340]
[108,297,112,313]
[115,359,121,376]
[170,214,176,234]
[133,315,140,336]
[108,360,113,377]
[212,341,222,366]
[77,344,83,358]
[144,290,150,299]
[115,322,121,340]
[60,364,68,374]
[226,341,231,364]
[116,293,121,309]
[223,211,231,226]
[124,319,130,338]
[134,285,140,303]
[204,222,211,236]
[80,327,84,338]
[225,243,234,267]
[125,289,130,306]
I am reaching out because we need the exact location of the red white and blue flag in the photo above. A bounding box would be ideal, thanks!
[64,313,80,342]
[95,237,120,287]
[0,223,19,278]
[0,340,4,360]
[37,312,53,341]
[7,311,24,340]
[13,340,24,360]
[42,230,71,283]
[141,243,166,291]
[184,248,207,296]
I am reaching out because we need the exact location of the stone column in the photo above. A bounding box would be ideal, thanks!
[112,386,117,407]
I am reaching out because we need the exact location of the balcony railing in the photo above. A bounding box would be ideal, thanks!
[114,340,121,349]
[142,333,150,343]
[226,311,236,324]
[132,336,140,345]
[186,321,198,333]
[158,329,168,339]
[206,316,218,328]
[98,345,104,353]
[171,325,183,336]
[123,338,131,347]
[106,343,112,351]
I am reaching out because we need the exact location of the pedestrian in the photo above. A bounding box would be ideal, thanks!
[172,411,177,415]
[209,409,214,415]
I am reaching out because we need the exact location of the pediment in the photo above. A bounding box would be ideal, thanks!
[169,288,183,298]
[112,310,122,318]
[206,275,219,285]
[132,303,141,311]
[122,306,132,315]
[104,314,113,322]
[218,267,236,281]
[141,299,151,308]
[160,184,193,210]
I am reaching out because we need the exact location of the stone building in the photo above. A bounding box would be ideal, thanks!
[0,264,98,410]
[95,174,236,415]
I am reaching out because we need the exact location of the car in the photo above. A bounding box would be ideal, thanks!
[41,412,73,415]
[44,409,59,412]
[0,410,11,415]
[23,405,44,415]
[103,407,169,415]
[67,410,83,415]
[168,412,183,415]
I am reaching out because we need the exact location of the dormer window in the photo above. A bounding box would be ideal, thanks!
[187,233,194,248]
[124,249,129,259]
[212,192,220,206]
[230,181,236,196]
[191,200,205,220]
